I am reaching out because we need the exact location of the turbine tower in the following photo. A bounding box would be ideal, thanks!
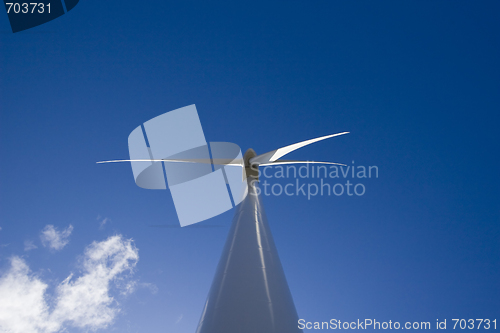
[196,149,300,333]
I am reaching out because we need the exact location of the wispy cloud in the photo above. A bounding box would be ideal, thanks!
[117,281,158,296]
[0,235,139,333]
[140,282,158,295]
[96,215,111,230]
[24,240,38,252]
[100,218,110,229]
[40,225,73,251]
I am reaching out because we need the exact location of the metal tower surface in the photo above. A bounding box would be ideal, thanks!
[196,180,302,333]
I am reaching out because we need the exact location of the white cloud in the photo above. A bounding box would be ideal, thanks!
[0,235,139,333]
[0,257,53,333]
[24,240,38,251]
[40,225,73,251]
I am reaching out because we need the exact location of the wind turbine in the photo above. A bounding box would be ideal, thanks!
[98,105,349,333]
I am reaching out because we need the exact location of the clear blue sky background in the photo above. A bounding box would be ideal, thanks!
[0,1,498,332]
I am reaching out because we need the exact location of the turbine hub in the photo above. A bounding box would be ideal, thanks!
[243,148,259,180]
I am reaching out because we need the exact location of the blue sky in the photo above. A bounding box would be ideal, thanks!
[0,1,498,332]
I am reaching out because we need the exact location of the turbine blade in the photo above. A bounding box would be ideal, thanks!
[259,160,347,166]
[96,158,243,166]
[249,132,349,164]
